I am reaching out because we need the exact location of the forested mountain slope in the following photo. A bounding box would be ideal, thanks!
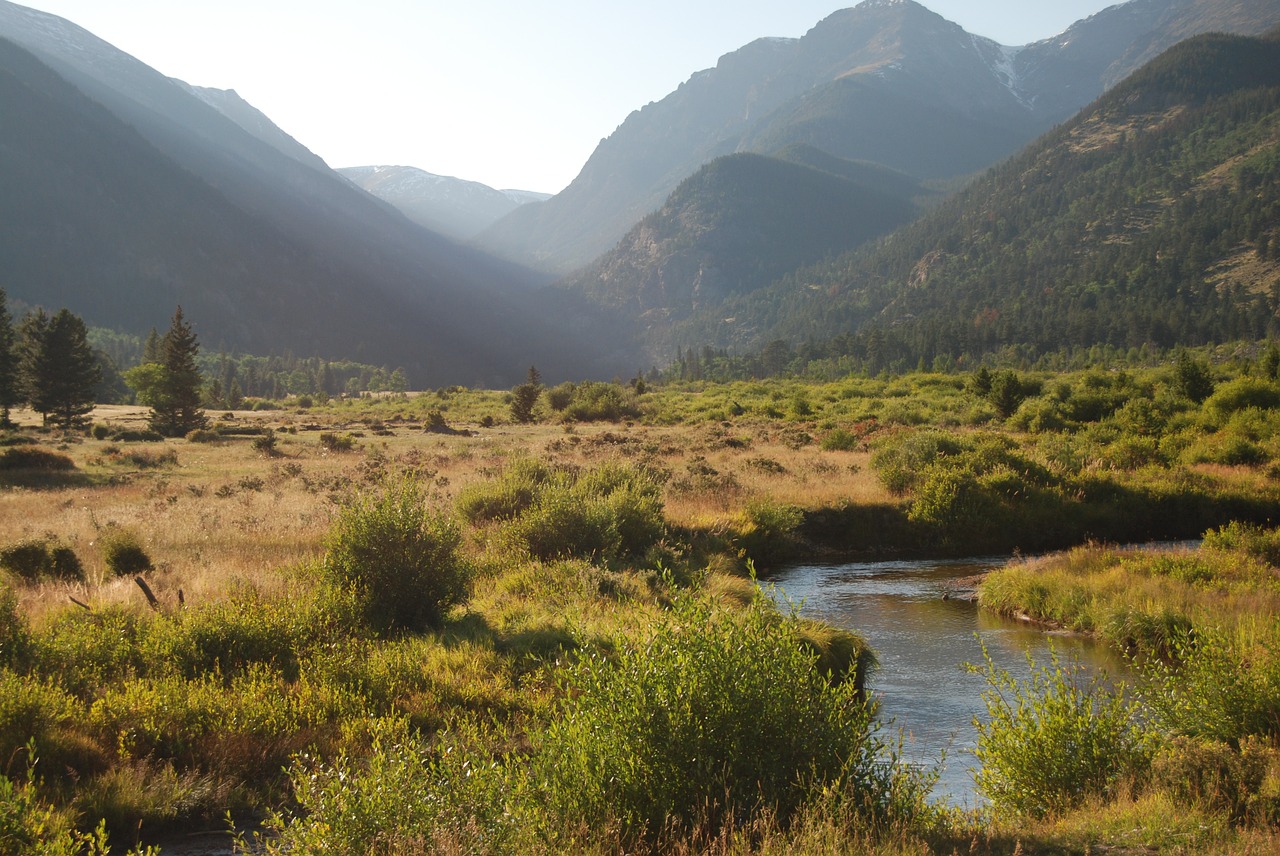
[556,151,922,346]
[667,31,1280,369]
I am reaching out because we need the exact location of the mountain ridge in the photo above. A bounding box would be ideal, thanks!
[338,165,551,241]
[0,1,610,385]
[662,30,1280,368]
[476,0,1280,275]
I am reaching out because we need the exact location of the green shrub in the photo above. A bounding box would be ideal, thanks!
[820,428,859,451]
[0,670,100,783]
[1185,434,1267,466]
[88,667,355,781]
[459,460,664,564]
[110,448,177,469]
[533,593,910,842]
[184,429,220,443]
[971,644,1151,817]
[1205,378,1280,421]
[0,587,27,668]
[506,464,664,563]
[90,424,111,440]
[265,721,514,855]
[1009,397,1068,433]
[0,773,110,856]
[455,457,553,524]
[733,499,804,569]
[30,607,148,698]
[1202,521,1280,566]
[251,430,278,456]
[0,447,75,471]
[561,381,638,423]
[143,594,314,681]
[1151,735,1280,825]
[110,429,163,443]
[870,430,964,495]
[545,382,575,411]
[1141,625,1280,745]
[322,478,472,635]
[98,528,152,577]
[0,538,83,583]
[319,432,356,453]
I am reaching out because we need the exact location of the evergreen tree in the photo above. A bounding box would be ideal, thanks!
[510,365,543,423]
[0,289,16,426]
[1173,351,1215,403]
[22,308,100,431]
[142,327,162,363]
[149,307,208,437]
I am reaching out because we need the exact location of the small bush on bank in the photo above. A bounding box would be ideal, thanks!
[322,478,472,635]
[265,721,515,855]
[459,460,665,564]
[732,499,805,569]
[1141,625,1280,745]
[971,643,1151,818]
[99,528,152,577]
[871,430,965,494]
[0,670,97,783]
[533,593,917,843]
[455,457,553,525]
[0,537,83,583]
[251,430,277,456]
[1202,521,1280,566]
[1151,736,1280,825]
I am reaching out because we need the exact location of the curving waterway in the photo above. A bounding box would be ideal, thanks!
[767,556,1132,807]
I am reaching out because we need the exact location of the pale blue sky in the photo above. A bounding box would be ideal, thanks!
[17,0,1118,192]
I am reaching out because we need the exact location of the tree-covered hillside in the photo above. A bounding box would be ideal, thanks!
[669,32,1280,372]
[557,151,921,355]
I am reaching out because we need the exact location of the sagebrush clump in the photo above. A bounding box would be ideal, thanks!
[98,528,153,577]
[322,477,472,635]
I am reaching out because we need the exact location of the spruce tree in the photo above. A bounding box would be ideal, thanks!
[149,306,208,437]
[0,289,16,426]
[22,308,100,431]
[510,365,543,423]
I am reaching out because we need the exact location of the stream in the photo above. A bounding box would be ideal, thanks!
[767,555,1133,807]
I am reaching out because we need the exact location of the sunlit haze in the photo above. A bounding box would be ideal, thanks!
[15,0,1118,192]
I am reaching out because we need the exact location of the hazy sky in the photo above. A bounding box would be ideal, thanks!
[17,0,1119,192]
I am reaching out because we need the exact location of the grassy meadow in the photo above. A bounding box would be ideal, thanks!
[3,361,1280,853]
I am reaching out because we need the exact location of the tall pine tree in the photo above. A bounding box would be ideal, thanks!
[22,308,100,430]
[0,289,16,426]
[149,307,208,437]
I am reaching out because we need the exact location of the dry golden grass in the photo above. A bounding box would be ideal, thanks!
[1,404,894,627]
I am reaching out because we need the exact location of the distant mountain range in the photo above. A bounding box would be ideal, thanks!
[0,1,605,386]
[337,166,550,241]
[659,28,1280,367]
[476,0,1280,275]
[4,0,1280,384]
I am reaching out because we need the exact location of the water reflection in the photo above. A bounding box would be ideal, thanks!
[768,557,1130,807]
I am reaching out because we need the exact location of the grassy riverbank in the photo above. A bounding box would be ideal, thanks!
[3,362,1280,853]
